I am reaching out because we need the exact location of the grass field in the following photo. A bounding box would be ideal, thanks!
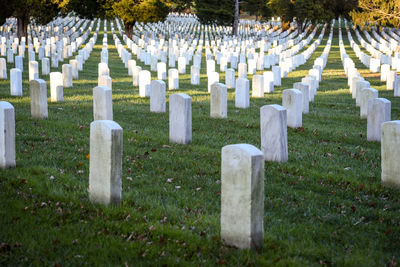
[0,19,400,265]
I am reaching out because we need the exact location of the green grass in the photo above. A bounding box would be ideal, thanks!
[0,20,400,266]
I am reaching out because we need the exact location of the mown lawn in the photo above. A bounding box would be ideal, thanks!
[0,20,399,265]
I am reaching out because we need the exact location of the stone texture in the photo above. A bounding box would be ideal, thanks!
[168,68,179,90]
[150,80,166,113]
[191,65,200,85]
[93,86,113,120]
[169,93,192,144]
[360,88,378,119]
[252,75,264,98]
[208,71,219,93]
[89,120,122,205]
[50,72,63,102]
[381,121,400,188]
[282,89,302,128]
[260,104,288,162]
[272,66,281,86]
[293,82,309,114]
[355,80,370,106]
[210,83,227,118]
[139,70,151,97]
[235,78,249,109]
[0,101,15,168]
[29,61,39,81]
[62,64,73,88]
[367,98,391,142]
[10,68,22,96]
[221,144,264,250]
[263,71,274,93]
[225,68,235,89]
[29,79,48,119]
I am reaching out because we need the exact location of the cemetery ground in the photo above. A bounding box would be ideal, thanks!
[1,22,400,265]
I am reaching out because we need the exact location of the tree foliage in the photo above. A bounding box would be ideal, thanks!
[194,0,234,26]
[350,0,400,29]
[268,0,357,32]
[113,0,169,38]
[0,0,60,39]
[242,0,271,21]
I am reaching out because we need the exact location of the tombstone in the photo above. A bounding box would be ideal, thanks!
[15,55,23,72]
[260,104,288,162]
[190,65,200,85]
[139,70,151,97]
[356,80,370,106]
[10,68,22,96]
[7,49,13,63]
[225,68,235,89]
[293,82,309,114]
[208,71,219,93]
[207,59,215,75]
[369,58,380,73]
[0,102,15,168]
[381,121,400,188]
[252,75,264,98]
[235,78,250,109]
[367,98,391,142]
[93,86,113,120]
[41,58,50,75]
[0,58,6,79]
[282,89,302,128]
[28,61,39,81]
[387,71,396,90]
[272,66,281,86]
[98,75,112,90]
[150,80,166,113]
[381,64,390,81]
[70,59,79,79]
[132,65,142,86]
[76,55,83,71]
[51,53,58,68]
[169,93,192,144]
[395,76,400,97]
[178,56,186,74]
[210,83,227,118]
[263,71,274,93]
[62,64,73,88]
[360,88,378,119]
[98,62,109,78]
[157,62,166,80]
[168,68,179,90]
[128,59,136,76]
[350,76,362,97]
[50,72,63,102]
[29,79,48,119]
[89,120,122,205]
[301,76,316,102]
[247,59,256,75]
[221,144,264,250]
[238,63,247,79]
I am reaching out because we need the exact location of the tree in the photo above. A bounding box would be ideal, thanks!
[0,0,60,40]
[242,0,271,21]
[350,0,400,29]
[194,0,235,26]
[113,0,169,39]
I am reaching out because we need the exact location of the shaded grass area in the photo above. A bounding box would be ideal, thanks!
[0,20,400,265]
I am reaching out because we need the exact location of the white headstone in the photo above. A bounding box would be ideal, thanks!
[190,65,200,85]
[210,83,227,118]
[293,82,309,114]
[252,74,264,98]
[150,80,166,113]
[50,72,63,102]
[221,144,264,250]
[168,68,179,90]
[381,121,400,188]
[10,68,22,96]
[0,101,15,168]
[260,104,288,162]
[225,68,235,89]
[282,89,302,128]
[62,64,73,88]
[139,70,151,97]
[360,88,378,119]
[93,86,113,120]
[29,79,48,119]
[208,71,219,92]
[89,120,122,205]
[235,78,250,109]
[367,98,391,142]
[169,93,192,144]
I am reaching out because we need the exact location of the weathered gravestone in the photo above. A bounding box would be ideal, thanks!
[221,144,264,250]
[89,120,122,205]
[0,101,15,168]
[260,104,288,162]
